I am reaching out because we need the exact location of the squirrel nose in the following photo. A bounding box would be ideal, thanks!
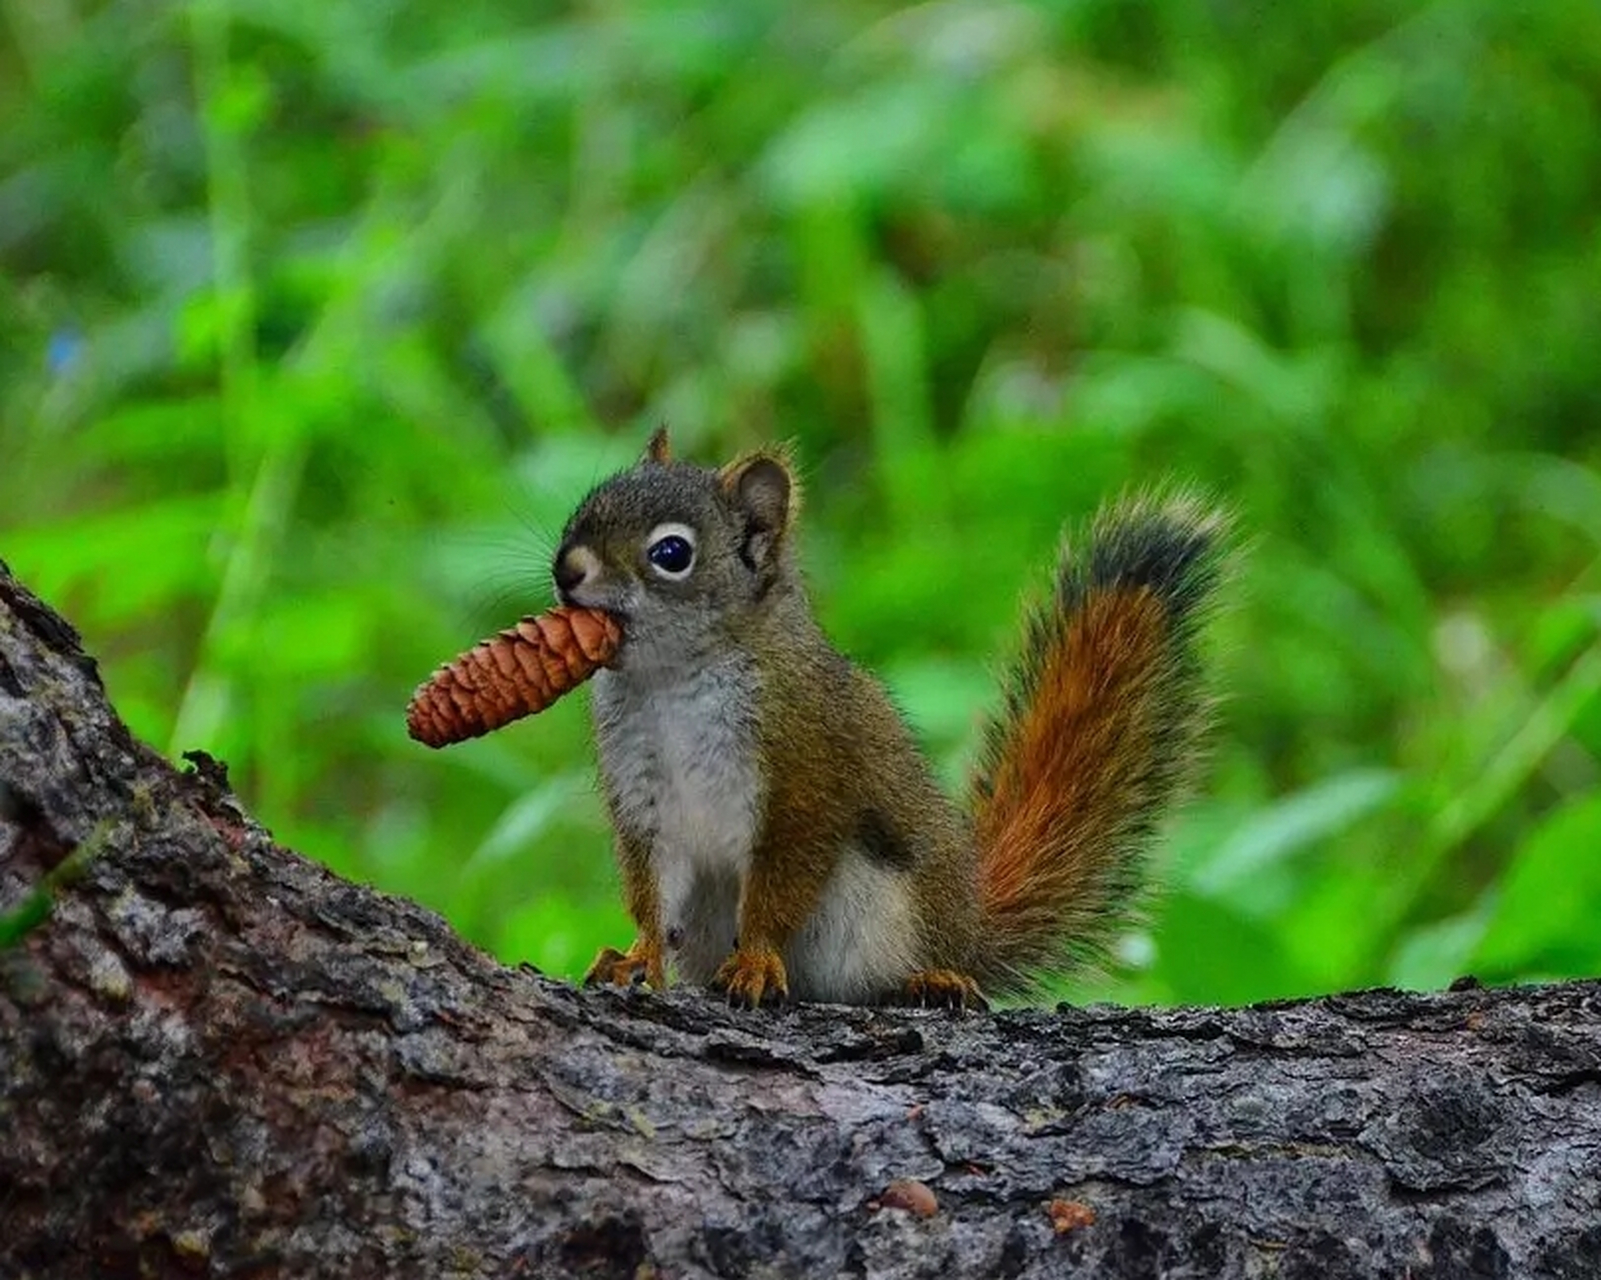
[554,558,583,595]
[554,547,597,601]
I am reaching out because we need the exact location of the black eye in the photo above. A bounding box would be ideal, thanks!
[647,534,694,576]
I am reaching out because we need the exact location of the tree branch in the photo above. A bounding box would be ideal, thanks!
[2,560,1599,1279]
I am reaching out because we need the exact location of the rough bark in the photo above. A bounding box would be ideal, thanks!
[2,559,1600,1280]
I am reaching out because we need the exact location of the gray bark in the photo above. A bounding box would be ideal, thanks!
[2,559,1599,1280]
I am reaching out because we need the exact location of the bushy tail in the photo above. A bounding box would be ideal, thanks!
[970,492,1229,995]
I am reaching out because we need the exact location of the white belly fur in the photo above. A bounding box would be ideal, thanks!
[784,848,918,1003]
[591,664,918,1002]
[592,661,760,981]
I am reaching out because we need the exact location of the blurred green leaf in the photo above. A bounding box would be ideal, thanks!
[501,892,632,978]
[1471,792,1601,980]
[1153,891,1310,1005]
[1188,768,1401,906]
[3,495,224,626]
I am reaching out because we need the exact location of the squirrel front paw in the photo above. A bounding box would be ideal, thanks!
[583,938,665,990]
[711,945,789,1008]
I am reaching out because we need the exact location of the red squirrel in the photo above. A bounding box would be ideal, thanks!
[555,429,1227,1008]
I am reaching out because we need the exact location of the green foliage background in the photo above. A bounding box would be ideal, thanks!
[3,0,1598,1005]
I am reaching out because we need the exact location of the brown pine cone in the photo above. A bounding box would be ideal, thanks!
[406,605,622,748]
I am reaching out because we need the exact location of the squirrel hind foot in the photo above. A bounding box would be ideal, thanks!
[898,969,990,1012]
[711,945,789,1009]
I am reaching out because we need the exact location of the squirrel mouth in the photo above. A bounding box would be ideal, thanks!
[556,586,620,615]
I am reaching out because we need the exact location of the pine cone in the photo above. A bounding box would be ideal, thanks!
[406,606,622,748]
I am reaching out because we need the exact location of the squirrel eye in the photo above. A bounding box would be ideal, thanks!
[644,524,696,579]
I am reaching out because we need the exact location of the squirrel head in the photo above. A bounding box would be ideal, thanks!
[553,428,801,668]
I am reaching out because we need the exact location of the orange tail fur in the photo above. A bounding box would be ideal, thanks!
[971,493,1228,994]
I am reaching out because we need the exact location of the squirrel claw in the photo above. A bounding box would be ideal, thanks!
[712,947,789,1009]
[900,970,989,1011]
[584,941,664,990]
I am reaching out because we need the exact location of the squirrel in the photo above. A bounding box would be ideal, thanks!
[554,427,1228,1009]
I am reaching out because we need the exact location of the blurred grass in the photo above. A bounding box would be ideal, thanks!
[2,0,1599,1005]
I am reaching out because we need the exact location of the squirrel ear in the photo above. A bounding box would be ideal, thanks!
[719,448,798,573]
[642,426,672,465]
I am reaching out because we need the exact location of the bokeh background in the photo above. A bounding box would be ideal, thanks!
[3,0,1598,1005]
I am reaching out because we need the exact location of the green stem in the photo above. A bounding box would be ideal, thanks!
[168,0,305,759]
[1380,640,1601,959]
